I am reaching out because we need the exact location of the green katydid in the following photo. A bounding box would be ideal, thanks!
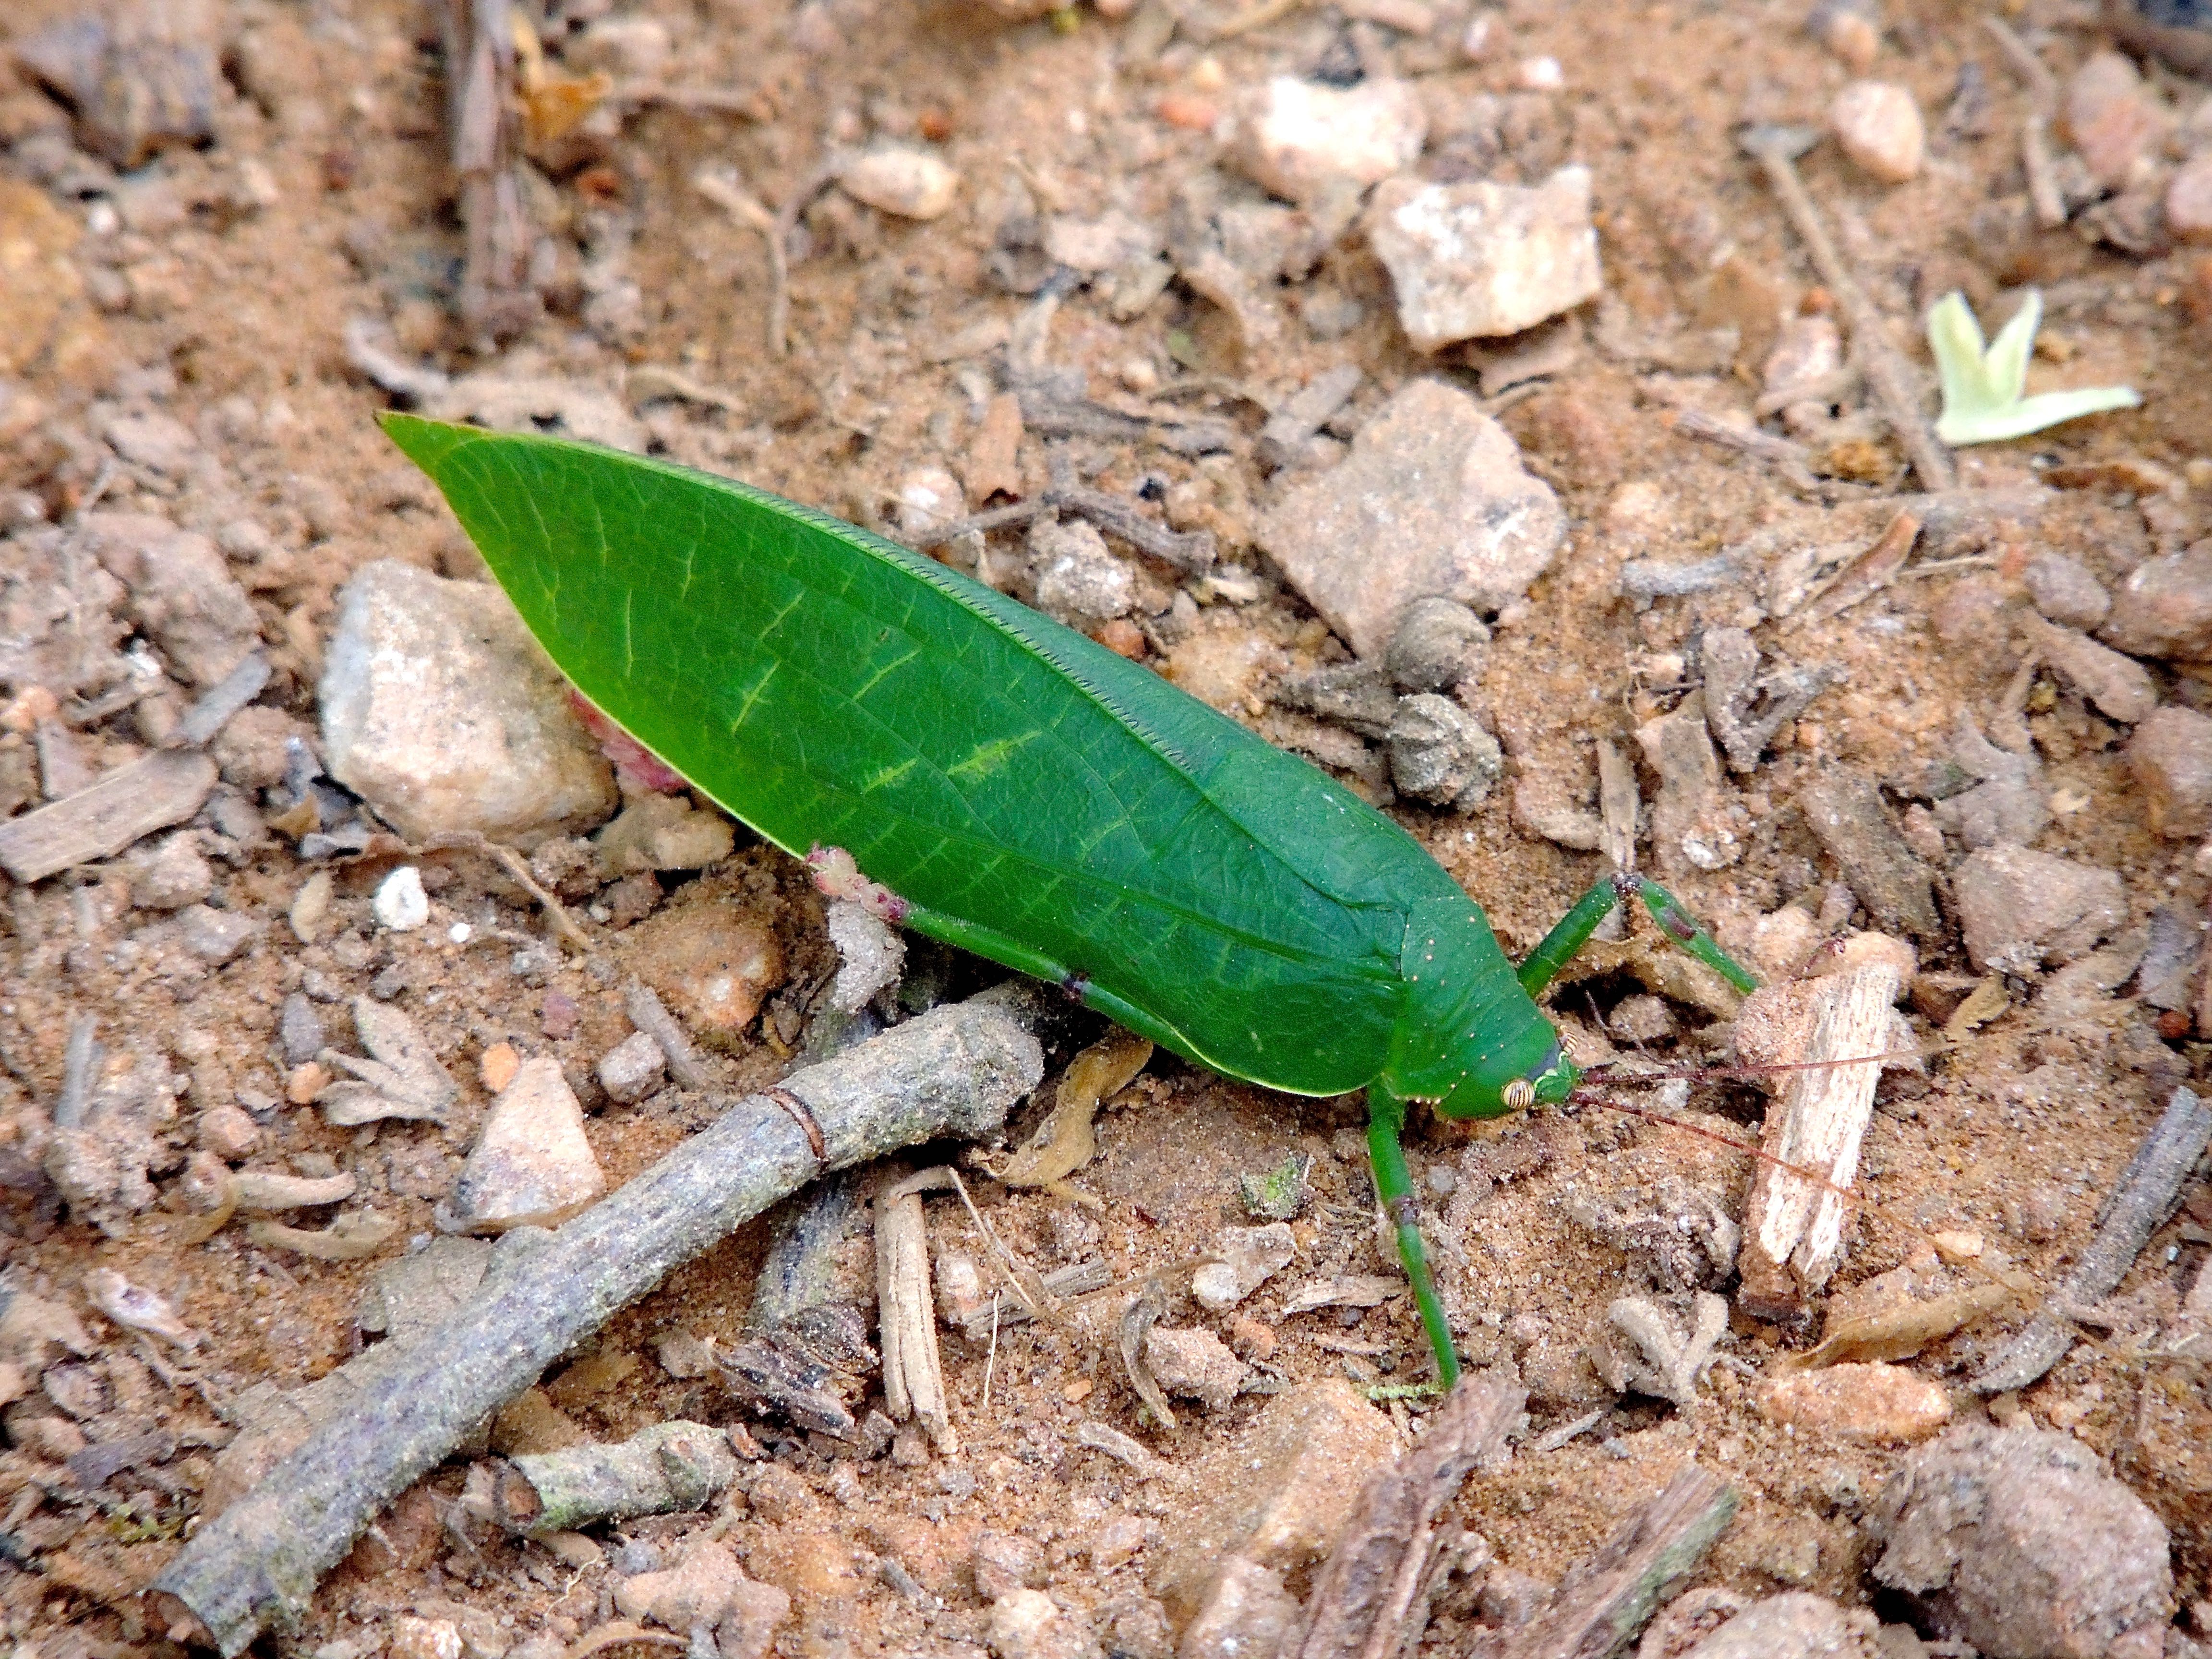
[382,413,1759,1387]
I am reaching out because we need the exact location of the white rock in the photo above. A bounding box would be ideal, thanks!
[1365,167,1602,349]
[1258,379,1565,659]
[598,1030,667,1105]
[321,561,618,845]
[441,1057,604,1232]
[1030,517,1135,626]
[1831,80,1923,183]
[840,149,960,220]
[373,865,431,931]
[1192,1222,1296,1310]
[896,466,964,538]
[569,15,673,82]
[1236,76,1427,204]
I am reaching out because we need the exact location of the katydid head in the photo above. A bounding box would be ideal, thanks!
[1386,901,1578,1118]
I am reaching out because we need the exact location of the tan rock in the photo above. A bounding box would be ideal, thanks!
[1831,81,1923,183]
[1758,1362,1952,1443]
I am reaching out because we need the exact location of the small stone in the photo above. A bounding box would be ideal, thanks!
[2102,538,2212,661]
[2025,553,2112,628]
[287,1061,328,1106]
[1798,771,1940,942]
[1366,168,1600,349]
[1259,379,1564,659]
[625,902,784,1042]
[2065,51,2168,192]
[1383,597,1490,693]
[973,1530,1048,1601]
[613,1538,750,1632]
[1044,211,1161,274]
[1869,1423,2172,1659]
[197,1102,261,1160]
[1747,906,1822,982]
[373,865,432,932]
[211,704,310,791]
[1681,1594,1872,1659]
[440,1057,605,1232]
[180,904,258,965]
[1144,1326,1248,1411]
[1191,1222,1296,1311]
[2169,153,2212,244]
[2131,705,2212,839]
[104,410,196,475]
[289,872,333,944]
[81,512,258,687]
[895,466,964,540]
[387,1615,464,1659]
[1830,80,1924,183]
[1954,845,2127,974]
[594,793,735,874]
[1757,1362,1952,1444]
[1388,694,1503,808]
[1030,518,1136,627]
[1235,76,1427,205]
[479,1041,521,1094]
[320,561,618,844]
[720,1580,791,1659]
[131,832,212,910]
[986,1588,1100,1659]
[1178,1557,1299,1659]
[597,1030,667,1105]
[279,994,325,1066]
[2030,620,2157,725]
[1154,1380,1400,1617]
[1091,1513,1149,1574]
[839,149,960,220]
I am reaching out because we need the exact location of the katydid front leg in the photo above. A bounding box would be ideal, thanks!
[1367,1085,1461,1388]
[1518,873,1758,998]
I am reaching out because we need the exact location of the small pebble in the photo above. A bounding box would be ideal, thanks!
[597,1030,668,1105]
[1831,80,1924,183]
[542,989,581,1040]
[1517,55,1562,90]
[287,1060,329,1105]
[839,148,960,220]
[387,1617,463,1659]
[1191,1222,1296,1311]
[1929,1229,1983,1262]
[440,1057,605,1232]
[973,1530,1048,1601]
[2168,152,2212,244]
[986,1587,1097,1659]
[1757,1362,1952,1444]
[2024,552,2111,628]
[197,1102,261,1160]
[374,866,431,931]
[279,993,326,1065]
[2064,51,2167,191]
[1144,1325,1249,1410]
[180,904,259,965]
[1388,694,1503,809]
[289,870,334,943]
[132,833,213,911]
[480,1040,521,1094]
[2131,706,2212,839]
[1236,75,1428,204]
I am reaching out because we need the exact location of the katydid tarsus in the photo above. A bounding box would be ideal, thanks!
[383,414,1764,1388]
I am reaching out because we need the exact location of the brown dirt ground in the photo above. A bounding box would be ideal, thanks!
[3,0,2212,1653]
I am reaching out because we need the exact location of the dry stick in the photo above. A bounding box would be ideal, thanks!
[623,976,714,1090]
[1669,408,1821,497]
[1736,962,1900,1323]
[152,995,1045,1656]
[1739,127,1957,493]
[877,1167,960,1455]
[1497,1467,1738,1659]
[442,0,533,340]
[1291,1375,1524,1659]
[488,1420,743,1536]
[1983,12,2058,106]
[693,171,787,359]
[1972,1084,2212,1394]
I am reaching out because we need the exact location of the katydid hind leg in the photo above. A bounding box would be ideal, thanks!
[1366,1086,1461,1388]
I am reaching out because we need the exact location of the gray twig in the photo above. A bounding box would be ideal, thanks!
[54,1013,100,1130]
[623,976,714,1090]
[152,995,1045,1655]
[1738,126,1956,492]
[1671,407,1821,496]
[1972,1085,2212,1393]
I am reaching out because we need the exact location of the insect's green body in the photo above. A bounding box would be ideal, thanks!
[384,415,1751,1385]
